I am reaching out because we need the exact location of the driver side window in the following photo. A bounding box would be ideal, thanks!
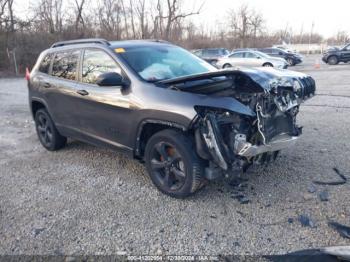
[82,49,121,84]
[245,52,257,58]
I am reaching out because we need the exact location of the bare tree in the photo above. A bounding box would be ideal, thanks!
[228,4,251,48]
[33,0,63,34]
[154,0,204,40]
[0,0,8,30]
[98,0,123,39]
[73,0,86,34]
[227,4,265,48]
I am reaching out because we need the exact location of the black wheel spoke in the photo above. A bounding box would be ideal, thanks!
[150,141,188,193]
[46,129,53,142]
[155,142,168,160]
[37,125,46,133]
[151,159,168,170]
[171,167,186,180]
[161,171,171,189]
[38,115,45,126]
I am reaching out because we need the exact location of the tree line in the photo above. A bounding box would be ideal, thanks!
[0,0,349,74]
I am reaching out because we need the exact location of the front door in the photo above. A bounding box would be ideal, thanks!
[340,44,350,62]
[72,48,133,150]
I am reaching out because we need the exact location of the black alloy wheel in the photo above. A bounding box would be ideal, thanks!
[149,141,186,192]
[35,109,67,151]
[145,129,205,198]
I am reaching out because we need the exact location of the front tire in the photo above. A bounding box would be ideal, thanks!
[223,63,232,69]
[327,56,339,65]
[144,129,205,198]
[35,109,67,151]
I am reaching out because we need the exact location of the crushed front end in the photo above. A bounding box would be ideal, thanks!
[163,68,316,179]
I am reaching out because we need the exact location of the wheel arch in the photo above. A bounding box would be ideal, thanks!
[31,98,49,119]
[134,119,188,159]
[263,62,273,67]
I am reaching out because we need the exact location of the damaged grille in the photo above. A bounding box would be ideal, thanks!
[300,76,316,98]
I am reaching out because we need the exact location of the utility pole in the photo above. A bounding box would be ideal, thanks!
[308,22,314,55]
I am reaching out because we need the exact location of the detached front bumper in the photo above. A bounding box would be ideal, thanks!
[234,134,299,158]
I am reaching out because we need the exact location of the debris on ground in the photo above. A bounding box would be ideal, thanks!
[307,184,317,193]
[303,193,313,201]
[328,221,350,239]
[32,228,45,237]
[231,193,250,204]
[313,167,347,186]
[288,218,294,224]
[299,214,316,228]
[319,190,330,202]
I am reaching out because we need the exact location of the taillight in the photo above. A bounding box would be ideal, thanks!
[25,67,30,81]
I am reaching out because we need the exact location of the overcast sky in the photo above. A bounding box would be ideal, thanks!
[193,0,350,37]
[14,0,350,38]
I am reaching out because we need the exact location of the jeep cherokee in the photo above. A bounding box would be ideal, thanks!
[28,38,316,198]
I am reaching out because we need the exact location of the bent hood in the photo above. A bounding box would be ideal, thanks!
[158,67,313,92]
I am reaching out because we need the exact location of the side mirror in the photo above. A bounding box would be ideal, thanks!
[257,56,261,59]
[279,52,283,55]
[96,72,128,87]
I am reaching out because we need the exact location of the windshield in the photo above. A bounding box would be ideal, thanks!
[118,45,216,82]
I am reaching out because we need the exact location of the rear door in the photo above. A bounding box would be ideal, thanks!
[227,52,245,66]
[45,49,81,129]
[271,48,285,59]
[72,48,133,150]
[244,52,262,67]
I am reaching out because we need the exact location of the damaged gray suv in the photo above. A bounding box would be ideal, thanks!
[28,39,316,198]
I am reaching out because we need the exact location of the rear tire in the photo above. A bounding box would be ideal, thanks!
[287,58,295,66]
[327,56,339,65]
[144,129,205,198]
[35,109,67,151]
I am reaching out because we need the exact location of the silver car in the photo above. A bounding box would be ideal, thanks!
[216,50,288,69]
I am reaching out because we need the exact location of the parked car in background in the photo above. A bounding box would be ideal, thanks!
[258,47,303,66]
[216,50,288,69]
[273,45,297,54]
[193,48,230,65]
[322,43,350,65]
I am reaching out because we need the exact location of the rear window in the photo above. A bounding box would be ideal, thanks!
[51,50,80,80]
[39,54,53,74]
[230,52,244,58]
[203,49,219,56]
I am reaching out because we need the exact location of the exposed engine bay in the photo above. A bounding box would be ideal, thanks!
[159,68,316,178]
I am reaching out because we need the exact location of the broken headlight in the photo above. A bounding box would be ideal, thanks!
[293,80,302,93]
[269,77,294,93]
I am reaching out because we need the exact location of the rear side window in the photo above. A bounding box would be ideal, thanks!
[82,49,121,84]
[204,49,219,56]
[52,50,80,80]
[230,52,244,58]
[245,52,257,58]
[39,54,53,74]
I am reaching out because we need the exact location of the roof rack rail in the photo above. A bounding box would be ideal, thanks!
[51,38,110,48]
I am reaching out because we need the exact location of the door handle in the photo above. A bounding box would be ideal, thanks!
[77,90,89,96]
[43,82,51,88]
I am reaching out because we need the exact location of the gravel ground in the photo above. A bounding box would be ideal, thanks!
[0,55,350,256]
